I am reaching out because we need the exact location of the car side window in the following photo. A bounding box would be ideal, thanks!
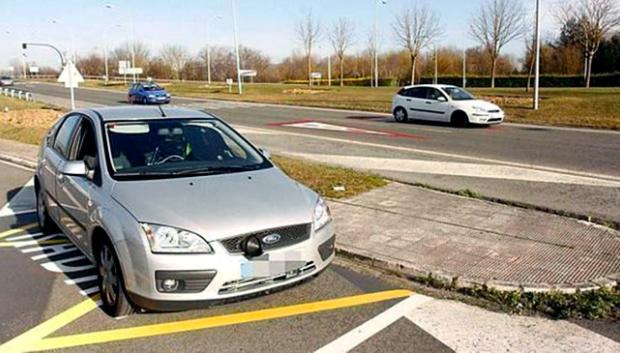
[73,118,98,165]
[427,88,446,101]
[53,115,81,159]
[409,87,427,99]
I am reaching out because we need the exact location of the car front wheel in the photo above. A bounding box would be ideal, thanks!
[97,239,134,317]
[36,187,56,233]
[393,107,408,123]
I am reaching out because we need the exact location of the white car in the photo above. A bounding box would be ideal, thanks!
[0,76,14,86]
[391,84,504,126]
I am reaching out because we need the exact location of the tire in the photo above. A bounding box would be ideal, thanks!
[393,107,408,123]
[36,187,56,234]
[451,111,469,127]
[96,238,134,317]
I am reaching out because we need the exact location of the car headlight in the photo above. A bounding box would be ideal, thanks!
[141,223,213,254]
[166,93,171,97]
[473,106,487,113]
[313,197,332,232]
[148,94,155,98]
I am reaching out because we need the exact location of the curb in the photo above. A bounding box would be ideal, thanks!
[0,153,36,170]
[335,244,619,294]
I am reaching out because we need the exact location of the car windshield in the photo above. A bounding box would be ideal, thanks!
[142,84,163,91]
[1,76,11,80]
[105,118,271,179]
[441,87,475,100]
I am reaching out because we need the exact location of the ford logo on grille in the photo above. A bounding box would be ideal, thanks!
[262,233,282,245]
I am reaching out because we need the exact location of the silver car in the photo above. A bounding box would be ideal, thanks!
[35,106,335,317]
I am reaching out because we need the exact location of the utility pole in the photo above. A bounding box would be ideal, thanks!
[433,48,438,84]
[327,54,331,86]
[373,0,386,88]
[231,0,242,94]
[533,0,541,110]
[462,49,466,88]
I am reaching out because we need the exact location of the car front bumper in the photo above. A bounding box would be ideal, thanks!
[470,111,505,124]
[122,222,336,311]
[146,96,170,104]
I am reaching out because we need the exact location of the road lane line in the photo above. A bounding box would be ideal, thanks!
[30,289,412,352]
[0,296,100,353]
[235,124,620,183]
[0,240,68,248]
[0,224,38,239]
[315,293,433,353]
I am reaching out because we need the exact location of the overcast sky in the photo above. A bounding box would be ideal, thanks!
[1,0,561,70]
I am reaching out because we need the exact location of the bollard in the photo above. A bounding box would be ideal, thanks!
[17,91,22,100]
[26,92,32,101]
[10,89,14,98]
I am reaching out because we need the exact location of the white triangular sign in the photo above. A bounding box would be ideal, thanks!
[57,61,84,88]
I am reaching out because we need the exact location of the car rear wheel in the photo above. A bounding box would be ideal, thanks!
[393,107,408,123]
[97,239,134,317]
[36,187,56,233]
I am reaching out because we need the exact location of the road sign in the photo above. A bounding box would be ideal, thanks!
[29,67,39,74]
[124,67,143,75]
[311,72,322,79]
[239,69,256,77]
[57,61,84,88]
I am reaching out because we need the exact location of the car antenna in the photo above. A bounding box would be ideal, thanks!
[157,104,167,117]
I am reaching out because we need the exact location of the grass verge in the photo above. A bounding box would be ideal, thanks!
[413,273,620,320]
[271,155,388,199]
[0,96,65,145]
[68,80,620,130]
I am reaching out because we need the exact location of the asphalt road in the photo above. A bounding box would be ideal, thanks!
[14,82,620,223]
[0,160,453,353]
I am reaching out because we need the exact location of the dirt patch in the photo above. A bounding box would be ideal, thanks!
[282,88,328,95]
[1,108,62,129]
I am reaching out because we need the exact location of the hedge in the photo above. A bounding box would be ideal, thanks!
[283,73,620,87]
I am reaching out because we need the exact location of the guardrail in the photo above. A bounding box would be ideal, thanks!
[1,87,33,102]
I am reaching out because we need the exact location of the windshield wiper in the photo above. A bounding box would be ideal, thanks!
[115,170,180,177]
[176,165,259,175]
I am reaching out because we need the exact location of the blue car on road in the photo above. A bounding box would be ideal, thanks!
[128,82,171,104]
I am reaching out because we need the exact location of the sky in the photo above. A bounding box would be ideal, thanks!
[0,0,561,71]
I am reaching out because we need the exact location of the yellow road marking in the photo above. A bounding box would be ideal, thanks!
[0,239,68,248]
[30,289,412,352]
[0,295,100,353]
[0,224,38,239]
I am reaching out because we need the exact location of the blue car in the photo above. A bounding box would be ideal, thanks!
[128,82,171,104]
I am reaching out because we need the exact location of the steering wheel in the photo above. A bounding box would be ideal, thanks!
[155,154,185,165]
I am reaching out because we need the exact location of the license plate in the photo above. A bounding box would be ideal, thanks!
[240,251,305,279]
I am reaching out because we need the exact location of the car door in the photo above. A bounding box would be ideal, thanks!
[405,87,432,121]
[55,115,97,252]
[41,115,81,221]
[423,88,451,122]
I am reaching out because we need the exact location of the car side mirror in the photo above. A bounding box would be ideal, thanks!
[259,148,271,159]
[437,96,447,102]
[61,160,94,180]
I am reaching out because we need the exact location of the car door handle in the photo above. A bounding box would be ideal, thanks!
[56,174,66,184]
[406,99,411,102]
[425,101,432,104]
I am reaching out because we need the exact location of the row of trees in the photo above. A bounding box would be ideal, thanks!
[35,0,617,87]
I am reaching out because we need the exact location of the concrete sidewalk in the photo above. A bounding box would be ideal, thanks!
[1,137,618,292]
[331,183,620,292]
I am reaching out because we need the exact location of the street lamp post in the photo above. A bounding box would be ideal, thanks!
[433,48,438,84]
[533,0,541,110]
[373,0,387,88]
[462,49,467,88]
[231,0,242,94]
[327,54,331,87]
[206,15,223,86]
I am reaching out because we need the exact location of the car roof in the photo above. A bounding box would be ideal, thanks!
[401,84,457,90]
[80,106,215,122]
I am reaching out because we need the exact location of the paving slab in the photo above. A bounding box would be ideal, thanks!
[330,182,620,292]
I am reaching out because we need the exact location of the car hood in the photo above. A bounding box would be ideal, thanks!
[111,167,316,242]
[457,99,501,111]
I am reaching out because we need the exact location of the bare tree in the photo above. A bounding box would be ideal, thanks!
[296,9,321,86]
[160,44,189,80]
[393,5,442,85]
[470,0,525,88]
[329,18,355,86]
[558,0,620,87]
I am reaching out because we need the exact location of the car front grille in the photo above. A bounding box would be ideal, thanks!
[220,223,311,254]
[488,109,501,113]
[218,261,316,295]
[488,117,502,122]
